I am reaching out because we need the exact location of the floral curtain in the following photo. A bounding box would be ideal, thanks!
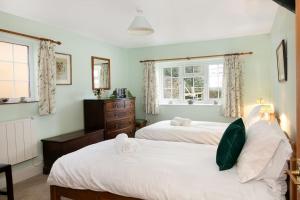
[144,61,159,115]
[38,41,56,116]
[222,55,243,118]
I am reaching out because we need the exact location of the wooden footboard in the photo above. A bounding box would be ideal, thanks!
[50,185,141,200]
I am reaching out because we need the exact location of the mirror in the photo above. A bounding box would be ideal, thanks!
[92,56,111,90]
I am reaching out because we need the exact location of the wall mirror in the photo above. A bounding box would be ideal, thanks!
[92,56,111,90]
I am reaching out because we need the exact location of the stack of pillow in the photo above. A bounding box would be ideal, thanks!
[216,105,292,196]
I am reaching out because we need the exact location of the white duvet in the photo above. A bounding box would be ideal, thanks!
[48,139,281,200]
[135,120,229,145]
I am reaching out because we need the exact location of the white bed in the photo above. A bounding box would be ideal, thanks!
[48,138,282,200]
[135,120,229,145]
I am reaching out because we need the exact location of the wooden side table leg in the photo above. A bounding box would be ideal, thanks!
[5,166,14,200]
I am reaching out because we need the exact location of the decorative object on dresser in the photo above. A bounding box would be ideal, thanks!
[84,98,135,140]
[41,129,104,174]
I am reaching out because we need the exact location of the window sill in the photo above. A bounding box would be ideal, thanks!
[159,103,221,106]
[0,100,39,106]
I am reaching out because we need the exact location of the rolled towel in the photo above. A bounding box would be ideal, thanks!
[115,133,139,154]
[170,117,192,126]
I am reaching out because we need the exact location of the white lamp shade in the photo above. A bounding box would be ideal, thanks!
[128,15,154,35]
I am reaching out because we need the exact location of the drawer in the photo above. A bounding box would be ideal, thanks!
[106,118,134,131]
[105,101,125,111]
[125,100,135,109]
[105,126,135,139]
[106,110,134,121]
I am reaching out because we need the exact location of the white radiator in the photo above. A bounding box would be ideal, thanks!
[0,118,38,165]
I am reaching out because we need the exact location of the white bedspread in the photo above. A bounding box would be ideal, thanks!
[48,139,280,200]
[135,120,229,145]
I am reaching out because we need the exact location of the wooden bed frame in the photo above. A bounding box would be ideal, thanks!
[50,186,140,200]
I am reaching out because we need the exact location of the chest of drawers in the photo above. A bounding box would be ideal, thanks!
[84,98,135,139]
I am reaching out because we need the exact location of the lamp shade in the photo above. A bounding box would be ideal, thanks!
[128,15,154,35]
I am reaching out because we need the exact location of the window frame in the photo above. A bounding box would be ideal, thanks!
[157,58,224,105]
[0,37,36,102]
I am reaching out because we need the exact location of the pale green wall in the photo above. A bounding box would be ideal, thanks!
[270,7,296,138]
[127,35,273,123]
[0,11,130,182]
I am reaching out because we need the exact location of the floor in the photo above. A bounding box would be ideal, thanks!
[1,175,50,200]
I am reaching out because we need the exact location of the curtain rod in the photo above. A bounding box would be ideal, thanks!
[139,52,253,63]
[0,28,62,45]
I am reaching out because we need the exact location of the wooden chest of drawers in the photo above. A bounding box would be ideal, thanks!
[84,98,135,139]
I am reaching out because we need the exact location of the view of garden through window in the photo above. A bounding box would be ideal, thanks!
[160,61,223,104]
[0,41,30,99]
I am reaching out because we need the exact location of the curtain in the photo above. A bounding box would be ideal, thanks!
[38,41,56,116]
[222,55,243,118]
[144,61,159,115]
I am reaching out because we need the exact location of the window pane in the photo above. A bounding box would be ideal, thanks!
[209,64,223,88]
[172,67,179,77]
[164,78,172,88]
[194,77,204,87]
[185,66,193,73]
[184,78,193,99]
[163,89,171,99]
[209,88,219,99]
[0,42,13,61]
[15,81,29,97]
[13,44,28,63]
[164,68,171,77]
[0,62,14,80]
[14,63,29,81]
[193,66,203,73]
[0,81,14,98]
[172,78,180,98]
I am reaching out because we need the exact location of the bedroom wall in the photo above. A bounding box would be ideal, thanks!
[270,7,296,139]
[0,11,130,183]
[127,34,273,123]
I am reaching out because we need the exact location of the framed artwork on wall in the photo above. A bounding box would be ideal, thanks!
[55,53,72,85]
[276,40,287,82]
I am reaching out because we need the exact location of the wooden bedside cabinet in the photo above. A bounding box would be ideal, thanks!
[41,129,104,174]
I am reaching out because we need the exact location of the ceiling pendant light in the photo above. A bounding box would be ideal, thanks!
[128,9,154,35]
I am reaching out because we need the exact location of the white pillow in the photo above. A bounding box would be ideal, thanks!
[244,105,262,128]
[236,120,291,183]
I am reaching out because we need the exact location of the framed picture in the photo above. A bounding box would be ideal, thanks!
[55,53,72,85]
[276,40,287,82]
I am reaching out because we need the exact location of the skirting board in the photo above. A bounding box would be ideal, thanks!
[0,160,43,188]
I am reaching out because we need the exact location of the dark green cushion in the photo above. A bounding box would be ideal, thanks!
[216,118,246,171]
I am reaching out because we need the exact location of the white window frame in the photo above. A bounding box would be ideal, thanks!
[157,58,224,105]
[0,36,36,102]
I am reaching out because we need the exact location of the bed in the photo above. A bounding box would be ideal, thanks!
[48,138,286,200]
[135,106,264,145]
[135,120,229,145]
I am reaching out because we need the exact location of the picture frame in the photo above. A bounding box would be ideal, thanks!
[55,53,72,85]
[276,40,287,82]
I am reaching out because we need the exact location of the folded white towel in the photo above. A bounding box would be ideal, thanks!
[170,117,192,126]
[115,133,139,154]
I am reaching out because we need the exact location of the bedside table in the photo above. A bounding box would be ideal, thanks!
[41,129,104,174]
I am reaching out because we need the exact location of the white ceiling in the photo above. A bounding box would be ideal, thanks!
[0,0,278,48]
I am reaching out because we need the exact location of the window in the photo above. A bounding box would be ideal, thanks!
[0,41,33,99]
[158,59,223,105]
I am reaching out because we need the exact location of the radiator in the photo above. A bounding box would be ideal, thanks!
[0,118,38,165]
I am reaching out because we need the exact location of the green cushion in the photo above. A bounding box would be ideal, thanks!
[216,118,246,171]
